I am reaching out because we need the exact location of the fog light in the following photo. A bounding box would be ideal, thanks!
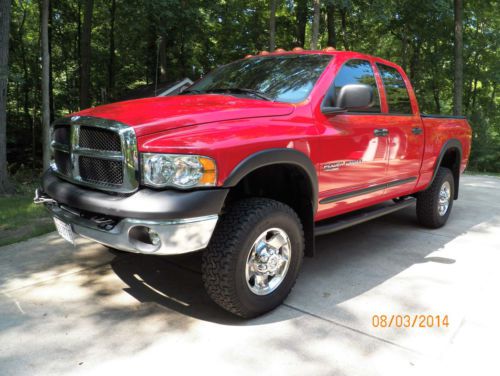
[149,230,161,246]
[129,226,161,253]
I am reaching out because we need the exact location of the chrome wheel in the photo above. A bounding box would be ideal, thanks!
[245,228,291,296]
[438,181,451,216]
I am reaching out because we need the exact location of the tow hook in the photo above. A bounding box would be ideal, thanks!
[34,188,57,205]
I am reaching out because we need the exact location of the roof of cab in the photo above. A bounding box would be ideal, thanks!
[243,48,397,68]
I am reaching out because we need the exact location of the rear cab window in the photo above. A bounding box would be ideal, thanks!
[376,64,413,114]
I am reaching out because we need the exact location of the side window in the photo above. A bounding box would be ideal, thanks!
[332,59,381,113]
[377,64,412,114]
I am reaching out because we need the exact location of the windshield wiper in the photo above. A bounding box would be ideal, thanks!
[190,87,273,101]
[222,88,274,101]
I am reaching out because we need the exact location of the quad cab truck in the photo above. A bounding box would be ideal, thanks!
[35,49,471,318]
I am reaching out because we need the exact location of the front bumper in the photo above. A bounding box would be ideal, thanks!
[39,170,228,255]
[47,204,218,255]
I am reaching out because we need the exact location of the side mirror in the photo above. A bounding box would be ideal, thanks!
[322,84,373,114]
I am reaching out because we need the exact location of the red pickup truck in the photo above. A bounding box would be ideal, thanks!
[36,49,471,318]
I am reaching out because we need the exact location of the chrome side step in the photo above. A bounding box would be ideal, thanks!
[315,197,416,236]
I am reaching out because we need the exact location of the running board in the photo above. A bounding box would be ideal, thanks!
[315,198,416,236]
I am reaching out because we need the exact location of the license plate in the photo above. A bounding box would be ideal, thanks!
[53,217,75,245]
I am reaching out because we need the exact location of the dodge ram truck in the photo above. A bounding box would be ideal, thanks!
[35,48,471,318]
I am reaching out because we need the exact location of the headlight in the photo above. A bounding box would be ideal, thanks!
[141,153,217,188]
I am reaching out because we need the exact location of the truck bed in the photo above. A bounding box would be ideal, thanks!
[414,115,471,193]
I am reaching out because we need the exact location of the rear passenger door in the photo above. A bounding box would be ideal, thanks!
[375,63,424,197]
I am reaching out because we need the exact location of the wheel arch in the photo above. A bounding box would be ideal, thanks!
[428,139,462,200]
[223,149,318,256]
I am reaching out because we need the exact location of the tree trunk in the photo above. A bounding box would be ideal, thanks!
[0,0,12,193]
[179,33,187,77]
[41,0,51,170]
[464,52,479,115]
[79,0,93,109]
[400,28,408,72]
[433,86,441,114]
[488,82,496,113]
[340,6,349,50]
[295,0,308,47]
[326,1,336,48]
[470,76,478,111]
[311,0,320,49]
[453,0,463,115]
[158,36,167,83]
[48,0,54,122]
[107,0,116,99]
[76,0,81,100]
[409,41,421,82]
[269,0,277,51]
[17,5,31,128]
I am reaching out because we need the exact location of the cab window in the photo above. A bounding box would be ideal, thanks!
[377,64,413,114]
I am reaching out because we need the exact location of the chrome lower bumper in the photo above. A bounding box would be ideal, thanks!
[47,204,218,256]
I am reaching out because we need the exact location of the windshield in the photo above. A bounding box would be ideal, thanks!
[185,54,333,103]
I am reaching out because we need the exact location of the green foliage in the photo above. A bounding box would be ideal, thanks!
[4,0,500,173]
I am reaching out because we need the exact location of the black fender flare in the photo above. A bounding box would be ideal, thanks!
[427,138,463,199]
[223,148,318,213]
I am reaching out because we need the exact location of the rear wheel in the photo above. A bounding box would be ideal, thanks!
[416,167,454,228]
[202,198,304,318]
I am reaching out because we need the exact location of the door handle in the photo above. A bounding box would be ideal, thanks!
[374,128,389,137]
[412,127,423,135]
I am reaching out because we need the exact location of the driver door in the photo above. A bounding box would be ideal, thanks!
[316,59,389,217]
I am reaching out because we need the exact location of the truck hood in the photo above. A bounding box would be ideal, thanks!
[74,95,295,137]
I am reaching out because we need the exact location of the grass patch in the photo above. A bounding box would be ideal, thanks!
[0,195,54,247]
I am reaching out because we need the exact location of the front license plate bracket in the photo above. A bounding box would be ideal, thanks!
[53,217,75,245]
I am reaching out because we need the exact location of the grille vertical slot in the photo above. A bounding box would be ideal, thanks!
[53,124,71,145]
[54,150,71,176]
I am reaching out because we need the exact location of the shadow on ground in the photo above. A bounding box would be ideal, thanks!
[111,178,500,324]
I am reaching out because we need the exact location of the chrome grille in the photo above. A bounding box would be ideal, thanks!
[79,156,123,186]
[79,126,121,151]
[50,116,138,193]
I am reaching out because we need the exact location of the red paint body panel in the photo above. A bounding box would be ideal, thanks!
[415,117,472,191]
[71,50,472,223]
[76,95,294,137]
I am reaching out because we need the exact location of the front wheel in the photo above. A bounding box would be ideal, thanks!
[202,198,304,318]
[416,167,454,228]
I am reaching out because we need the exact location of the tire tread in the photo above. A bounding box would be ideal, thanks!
[416,167,454,228]
[202,198,303,318]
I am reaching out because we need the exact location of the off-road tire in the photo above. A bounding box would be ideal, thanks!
[202,198,304,318]
[416,167,454,228]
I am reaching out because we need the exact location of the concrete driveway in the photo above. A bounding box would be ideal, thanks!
[1,174,499,375]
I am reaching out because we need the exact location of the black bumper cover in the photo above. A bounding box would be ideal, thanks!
[41,170,229,220]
